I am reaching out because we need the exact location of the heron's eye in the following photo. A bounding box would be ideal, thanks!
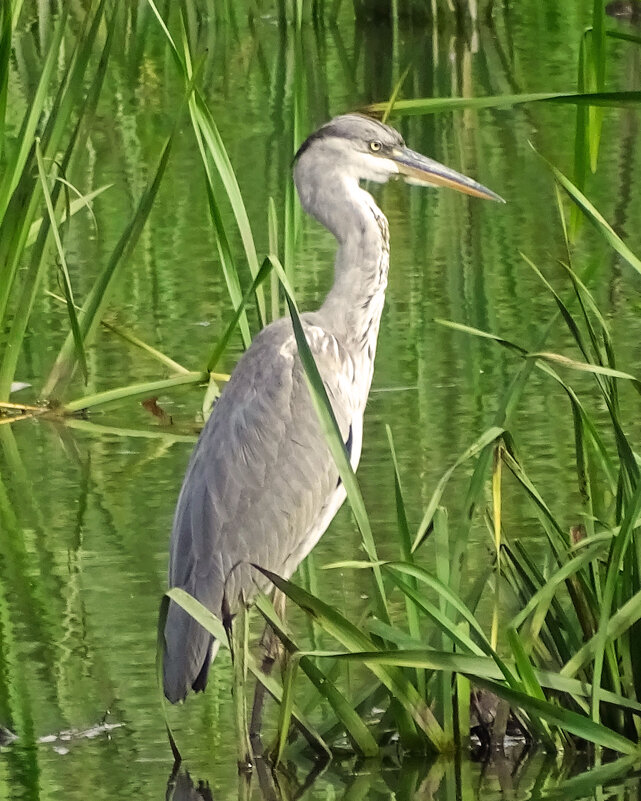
[369,141,382,152]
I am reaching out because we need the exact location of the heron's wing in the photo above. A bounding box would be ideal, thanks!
[163,318,353,701]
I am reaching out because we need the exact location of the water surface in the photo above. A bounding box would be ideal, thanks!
[2,1,641,798]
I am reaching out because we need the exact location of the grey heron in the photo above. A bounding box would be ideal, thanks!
[162,113,501,742]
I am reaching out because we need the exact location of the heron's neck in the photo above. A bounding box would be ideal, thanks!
[310,177,390,348]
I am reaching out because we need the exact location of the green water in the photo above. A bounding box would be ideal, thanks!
[2,1,641,799]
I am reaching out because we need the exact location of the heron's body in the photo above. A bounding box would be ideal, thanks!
[163,114,501,704]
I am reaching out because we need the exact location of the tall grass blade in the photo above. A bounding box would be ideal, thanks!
[520,252,591,363]
[366,91,641,118]
[254,594,379,756]
[571,34,589,240]
[435,319,527,354]
[26,185,111,248]
[299,648,641,715]
[606,30,641,46]
[382,63,411,124]
[34,140,88,384]
[509,540,606,632]
[542,155,641,279]
[0,2,11,158]
[98,320,192,375]
[145,0,257,346]
[557,257,613,367]
[274,657,298,765]
[0,10,68,224]
[164,588,330,755]
[491,445,502,650]
[62,372,209,414]
[0,15,68,329]
[562,589,641,680]
[197,147,253,349]
[257,567,446,750]
[411,426,504,552]
[455,626,471,750]
[535,755,641,801]
[177,12,266,327]
[539,371,616,499]
[384,569,487,657]
[43,136,174,398]
[283,35,305,284]
[501,449,567,552]
[507,626,555,746]
[589,2,606,172]
[268,198,280,322]
[528,352,640,386]
[386,425,425,698]
[434,508,454,742]
[206,258,274,373]
[590,480,641,721]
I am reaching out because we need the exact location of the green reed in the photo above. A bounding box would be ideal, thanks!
[162,0,641,759]
[4,0,641,765]
[3,0,638,412]
[0,2,184,404]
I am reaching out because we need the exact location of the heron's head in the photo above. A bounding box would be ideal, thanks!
[294,113,503,203]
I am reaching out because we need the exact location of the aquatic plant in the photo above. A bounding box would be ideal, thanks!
[2,0,641,768]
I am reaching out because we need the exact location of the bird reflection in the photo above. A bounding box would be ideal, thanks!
[165,759,330,801]
[166,770,215,801]
[163,742,553,801]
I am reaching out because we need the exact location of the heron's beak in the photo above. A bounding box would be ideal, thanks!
[391,147,505,203]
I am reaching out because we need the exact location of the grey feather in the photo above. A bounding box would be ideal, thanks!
[163,318,353,702]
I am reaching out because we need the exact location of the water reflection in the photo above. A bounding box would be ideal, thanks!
[4,1,641,800]
[165,749,641,801]
[168,770,215,801]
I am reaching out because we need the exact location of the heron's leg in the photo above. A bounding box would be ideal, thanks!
[230,598,253,773]
[237,769,252,801]
[254,756,280,801]
[249,590,286,752]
